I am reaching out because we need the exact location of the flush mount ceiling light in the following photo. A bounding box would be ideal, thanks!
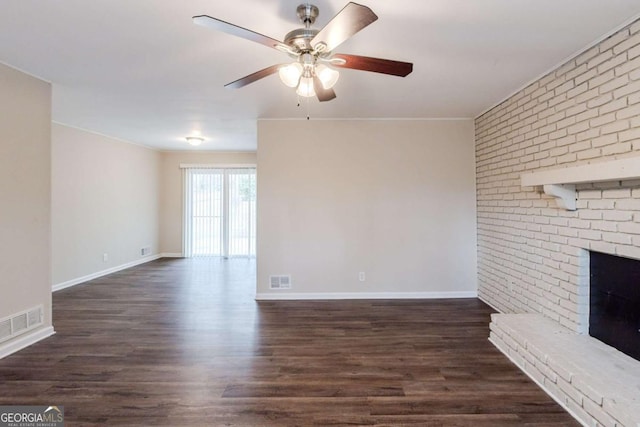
[185,136,204,146]
[193,2,413,102]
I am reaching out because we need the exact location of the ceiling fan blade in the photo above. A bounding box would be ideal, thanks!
[193,15,288,51]
[330,54,413,77]
[225,64,284,89]
[313,75,337,102]
[311,2,378,52]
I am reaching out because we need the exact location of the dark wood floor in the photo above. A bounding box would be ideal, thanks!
[0,258,578,426]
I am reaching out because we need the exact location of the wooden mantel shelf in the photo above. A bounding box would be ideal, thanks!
[520,156,640,210]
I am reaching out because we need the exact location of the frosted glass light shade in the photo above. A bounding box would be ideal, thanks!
[315,64,339,89]
[279,63,303,88]
[296,76,316,97]
[186,136,204,146]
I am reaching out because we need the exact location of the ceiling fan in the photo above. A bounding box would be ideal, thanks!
[193,2,413,102]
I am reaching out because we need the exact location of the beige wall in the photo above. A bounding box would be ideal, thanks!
[0,64,52,335]
[159,151,257,255]
[476,19,640,332]
[257,119,477,298]
[52,123,161,286]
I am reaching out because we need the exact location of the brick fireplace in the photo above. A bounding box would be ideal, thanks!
[476,17,640,427]
[590,251,640,361]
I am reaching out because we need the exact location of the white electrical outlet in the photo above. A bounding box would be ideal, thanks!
[103,253,108,262]
[358,272,366,282]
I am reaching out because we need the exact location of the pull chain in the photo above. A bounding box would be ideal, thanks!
[296,95,311,120]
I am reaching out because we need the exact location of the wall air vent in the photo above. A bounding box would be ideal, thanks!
[0,305,44,344]
[270,275,291,290]
[0,319,11,342]
[12,313,27,335]
[27,307,42,327]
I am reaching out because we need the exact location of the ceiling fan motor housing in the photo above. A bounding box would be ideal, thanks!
[284,28,319,52]
[283,4,321,52]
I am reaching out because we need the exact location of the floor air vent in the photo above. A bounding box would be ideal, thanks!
[270,275,291,290]
[0,306,43,344]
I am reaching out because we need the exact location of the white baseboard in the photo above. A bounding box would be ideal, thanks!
[160,252,183,258]
[0,326,55,360]
[255,291,478,300]
[52,254,163,292]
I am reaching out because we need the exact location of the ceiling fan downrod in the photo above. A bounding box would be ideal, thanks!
[284,4,321,52]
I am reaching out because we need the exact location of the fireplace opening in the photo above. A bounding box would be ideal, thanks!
[589,251,640,361]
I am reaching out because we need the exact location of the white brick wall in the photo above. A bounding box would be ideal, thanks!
[476,19,640,333]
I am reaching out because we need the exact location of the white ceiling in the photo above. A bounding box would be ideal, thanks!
[1,1,640,151]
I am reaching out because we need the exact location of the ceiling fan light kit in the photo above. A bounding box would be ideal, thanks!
[193,2,413,104]
[279,53,341,98]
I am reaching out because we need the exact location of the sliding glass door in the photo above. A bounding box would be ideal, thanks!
[227,170,256,257]
[183,167,256,258]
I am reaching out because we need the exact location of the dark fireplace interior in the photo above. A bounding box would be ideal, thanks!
[590,251,640,361]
